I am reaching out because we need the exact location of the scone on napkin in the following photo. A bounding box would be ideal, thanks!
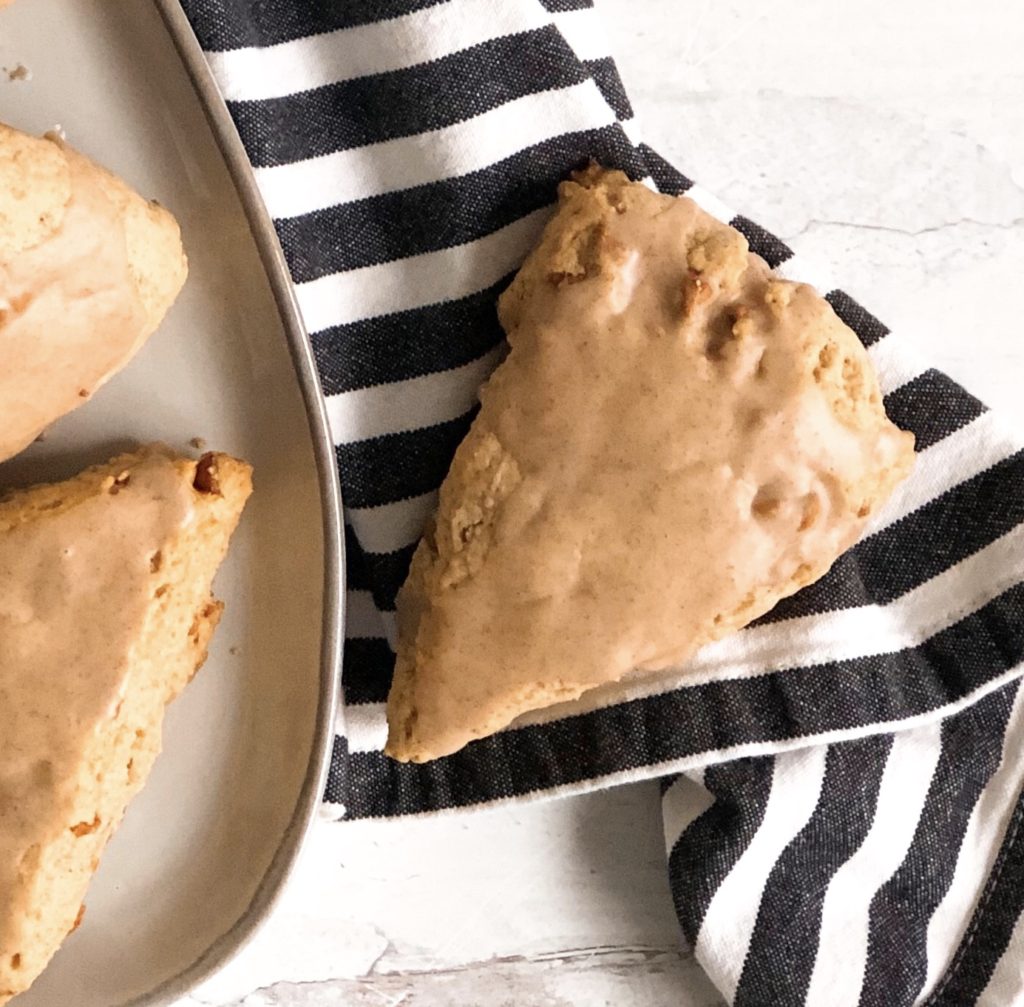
[0,123,187,463]
[386,168,915,763]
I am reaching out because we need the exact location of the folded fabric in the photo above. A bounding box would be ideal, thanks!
[178,1,1024,1004]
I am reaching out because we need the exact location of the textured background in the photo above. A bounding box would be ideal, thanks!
[181,1,1024,1004]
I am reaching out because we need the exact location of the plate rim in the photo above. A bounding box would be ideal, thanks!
[113,4,347,1004]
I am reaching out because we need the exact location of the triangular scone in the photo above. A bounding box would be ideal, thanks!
[385,167,915,763]
[0,123,188,462]
[0,446,251,1004]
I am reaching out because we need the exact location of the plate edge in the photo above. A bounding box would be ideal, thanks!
[124,4,346,1005]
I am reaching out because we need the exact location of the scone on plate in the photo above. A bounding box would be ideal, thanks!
[385,166,915,763]
[0,123,188,463]
[0,446,251,1005]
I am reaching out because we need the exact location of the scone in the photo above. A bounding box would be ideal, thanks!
[0,446,251,1004]
[385,167,915,763]
[0,123,188,463]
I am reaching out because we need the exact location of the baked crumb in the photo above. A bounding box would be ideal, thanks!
[193,454,221,495]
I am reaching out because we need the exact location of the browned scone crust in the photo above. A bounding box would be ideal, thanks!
[0,446,251,1004]
[385,167,915,764]
[0,123,188,463]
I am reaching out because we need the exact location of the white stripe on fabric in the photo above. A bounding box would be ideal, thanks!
[346,491,437,557]
[343,701,389,754]
[619,118,647,150]
[553,7,610,64]
[864,409,1020,535]
[345,589,396,644]
[867,333,928,396]
[805,723,943,1007]
[684,183,736,225]
[256,82,616,218]
[920,684,1024,998]
[204,0,552,101]
[662,768,713,853]
[510,519,1024,731]
[695,746,828,1003]
[326,348,501,446]
[978,907,1024,1006]
[773,253,836,297]
[295,207,551,332]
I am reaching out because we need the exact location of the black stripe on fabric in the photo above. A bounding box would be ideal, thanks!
[826,290,889,348]
[926,765,1024,1005]
[883,369,986,453]
[540,0,593,9]
[324,732,351,807]
[761,449,1024,624]
[343,523,373,592]
[880,375,980,452]
[182,0,447,52]
[859,684,1019,1007]
[335,409,476,510]
[582,57,633,121]
[229,27,591,168]
[345,521,416,610]
[343,637,396,705]
[734,735,894,1006]
[668,760,775,947]
[338,581,1024,817]
[729,215,793,269]
[639,144,695,196]
[360,542,417,612]
[659,773,681,795]
[312,278,510,394]
[277,126,642,282]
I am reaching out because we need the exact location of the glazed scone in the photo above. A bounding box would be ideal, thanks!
[0,446,251,1004]
[385,167,915,763]
[0,123,188,462]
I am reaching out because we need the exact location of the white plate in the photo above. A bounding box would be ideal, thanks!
[0,2,342,1004]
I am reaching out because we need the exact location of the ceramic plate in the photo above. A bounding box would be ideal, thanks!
[0,2,342,1004]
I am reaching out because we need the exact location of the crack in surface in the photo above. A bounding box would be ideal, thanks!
[218,944,700,1005]
[369,942,689,978]
[784,215,1024,241]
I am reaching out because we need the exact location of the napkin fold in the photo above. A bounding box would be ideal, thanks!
[179,1,1024,1003]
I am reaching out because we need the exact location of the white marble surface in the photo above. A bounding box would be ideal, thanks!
[181,2,1024,1004]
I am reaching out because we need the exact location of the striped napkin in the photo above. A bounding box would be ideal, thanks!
[178,1,1024,1004]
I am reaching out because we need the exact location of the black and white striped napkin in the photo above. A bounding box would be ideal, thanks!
[179,1,1024,1003]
